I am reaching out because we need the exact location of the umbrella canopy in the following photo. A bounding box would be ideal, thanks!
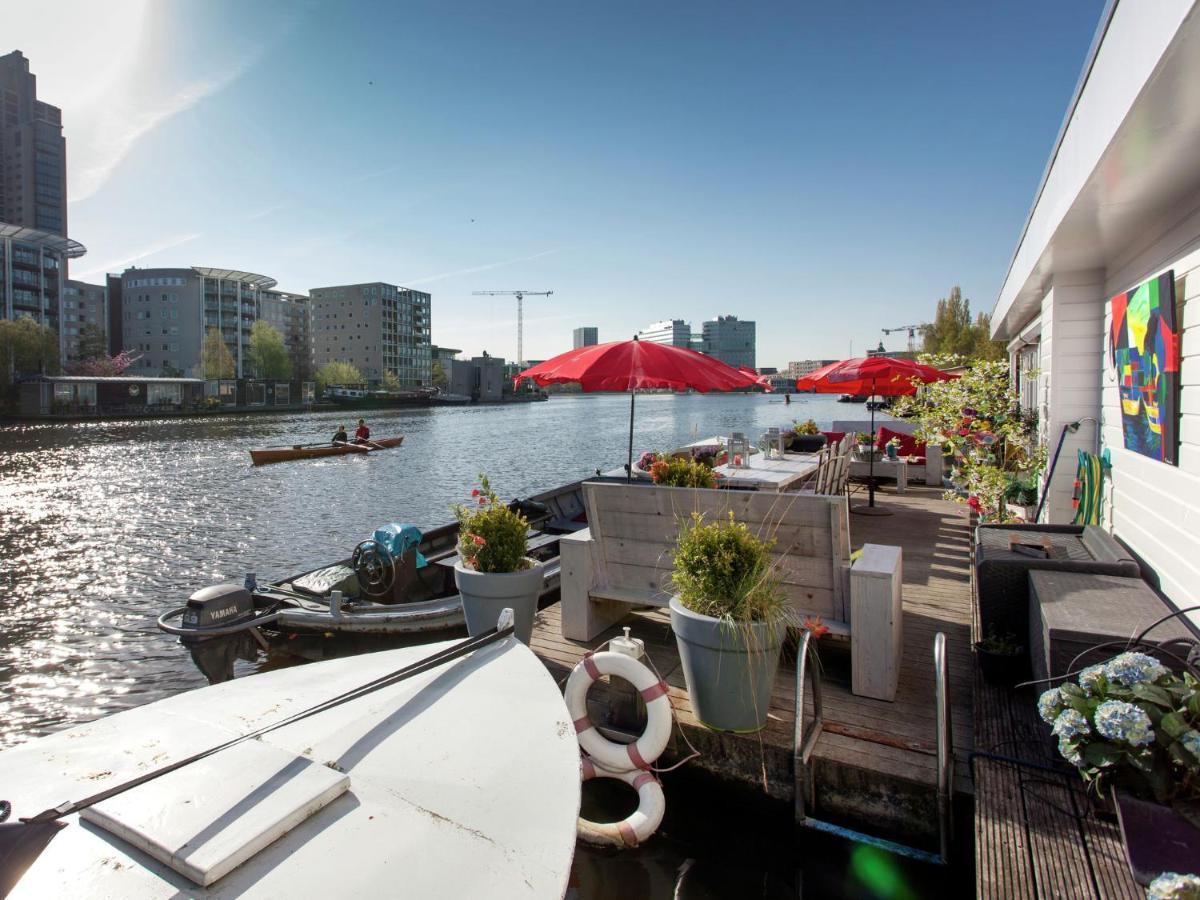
[795,356,955,514]
[516,340,763,393]
[514,339,765,479]
[796,356,954,396]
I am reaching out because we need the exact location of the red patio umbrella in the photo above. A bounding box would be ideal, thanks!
[797,356,955,514]
[515,337,765,479]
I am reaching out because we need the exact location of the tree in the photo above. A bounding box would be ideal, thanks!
[381,369,401,392]
[0,316,60,390]
[247,320,292,380]
[921,286,1004,361]
[431,359,447,389]
[201,327,235,379]
[76,324,108,361]
[65,349,140,377]
[316,360,363,395]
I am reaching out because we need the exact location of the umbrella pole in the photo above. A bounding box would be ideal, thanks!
[626,391,636,482]
[852,375,892,516]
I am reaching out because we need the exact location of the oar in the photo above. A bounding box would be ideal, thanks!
[334,440,370,453]
[362,438,390,451]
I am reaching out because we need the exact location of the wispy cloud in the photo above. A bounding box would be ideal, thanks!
[245,203,290,222]
[405,249,561,287]
[71,232,202,280]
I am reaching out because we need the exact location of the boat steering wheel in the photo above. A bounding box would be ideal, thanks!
[351,539,395,598]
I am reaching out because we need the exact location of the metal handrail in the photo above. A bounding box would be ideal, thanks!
[934,631,953,862]
[793,629,823,823]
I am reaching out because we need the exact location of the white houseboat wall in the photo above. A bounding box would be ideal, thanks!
[990,0,1200,631]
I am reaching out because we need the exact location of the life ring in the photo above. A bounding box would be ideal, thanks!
[577,756,665,848]
[564,650,671,772]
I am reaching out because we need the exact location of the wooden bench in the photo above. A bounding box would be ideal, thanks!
[832,419,943,486]
[561,481,853,642]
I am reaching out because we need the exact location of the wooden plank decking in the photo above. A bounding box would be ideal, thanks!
[527,484,975,842]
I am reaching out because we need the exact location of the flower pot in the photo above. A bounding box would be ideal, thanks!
[454,558,544,644]
[974,642,1026,686]
[1114,789,1200,886]
[885,445,899,461]
[668,597,785,733]
[790,434,826,453]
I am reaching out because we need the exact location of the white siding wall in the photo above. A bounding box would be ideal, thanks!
[1100,200,1200,630]
[1038,274,1105,523]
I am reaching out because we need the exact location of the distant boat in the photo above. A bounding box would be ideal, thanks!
[837,394,868,403]
[249,435,404,465]
[325,387,435,408]
[0,634,580,897]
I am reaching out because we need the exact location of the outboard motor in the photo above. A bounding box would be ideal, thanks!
[180,583,256,641]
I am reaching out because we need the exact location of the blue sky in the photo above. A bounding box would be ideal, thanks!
[15,0,1103,366]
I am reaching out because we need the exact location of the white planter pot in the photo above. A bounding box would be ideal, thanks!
[454,558,544,644]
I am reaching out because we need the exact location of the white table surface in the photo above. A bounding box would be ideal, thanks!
[713,453,819,491]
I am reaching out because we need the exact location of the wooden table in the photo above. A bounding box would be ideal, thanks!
[712,454,818,491]
[848,457,908,493]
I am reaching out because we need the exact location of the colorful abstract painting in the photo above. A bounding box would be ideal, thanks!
[1108,271,1180,465]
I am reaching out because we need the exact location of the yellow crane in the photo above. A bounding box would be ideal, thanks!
[472,290,554,366]
[881,323,926,353]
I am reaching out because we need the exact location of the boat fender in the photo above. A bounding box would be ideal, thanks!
[564,650,671,773]
[577,756,665,848]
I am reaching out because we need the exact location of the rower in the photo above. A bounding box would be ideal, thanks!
[354,419,370,445]
[332,424,348,445]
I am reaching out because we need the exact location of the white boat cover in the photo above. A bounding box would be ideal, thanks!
[2,636,580,898]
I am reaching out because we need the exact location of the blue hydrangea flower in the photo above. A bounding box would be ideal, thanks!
[1103,651,1169,687]
[1078,663,1107,696]
[1147,872,1200,900]
[1180,730,1200,762]
[1094,700,1154,746]
[1052,709,1091,740]
[1038,687,1065,725]
[1057,736,1083,767]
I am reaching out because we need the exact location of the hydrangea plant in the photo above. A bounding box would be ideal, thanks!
[1038,652,1200,823]
[1147,872,1200,900]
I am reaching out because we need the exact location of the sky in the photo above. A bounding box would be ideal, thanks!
[10,0,1104,367]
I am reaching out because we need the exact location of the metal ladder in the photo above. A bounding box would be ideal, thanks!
[793,630,953,865]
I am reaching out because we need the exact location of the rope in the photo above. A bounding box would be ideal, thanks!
[22,624,513,825]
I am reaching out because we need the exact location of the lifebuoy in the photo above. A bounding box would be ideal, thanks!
[564,650,671,772]
[577,756,665,848]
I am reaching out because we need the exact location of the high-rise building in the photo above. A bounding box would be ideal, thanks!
[62,279,107,361]
[0,223,85,354]
[0,51,67,236]
[785,359,836,379]
[309,282,431,387]
[701,315,756,369]
[573,326,598,348]
[259,289,312,380]
[118,266,279,377]
[637,319,692,347]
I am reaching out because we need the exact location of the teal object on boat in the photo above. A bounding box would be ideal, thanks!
[373,523,427,568]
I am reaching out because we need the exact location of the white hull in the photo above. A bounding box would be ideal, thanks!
[2,636,580,898]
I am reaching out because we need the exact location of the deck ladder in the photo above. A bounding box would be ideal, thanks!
[793,630,953,865]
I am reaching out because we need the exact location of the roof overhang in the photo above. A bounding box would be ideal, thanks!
[191,267,277,290]
[0,222,86,258]
[991,1,1200,339]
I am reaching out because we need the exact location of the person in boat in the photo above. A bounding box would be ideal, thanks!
[784,393,791,404]
[332,424,348,445]
[354,418,371,445]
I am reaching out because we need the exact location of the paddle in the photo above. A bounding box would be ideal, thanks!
[362,439,390,451]
[333,440,370,453]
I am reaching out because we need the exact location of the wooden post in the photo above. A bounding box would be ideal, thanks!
[850,543,903,701]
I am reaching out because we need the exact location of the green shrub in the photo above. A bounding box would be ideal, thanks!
[671,513,785,624]
[454,474,529,573]
[794,419,820,435]
[650,456,716,488]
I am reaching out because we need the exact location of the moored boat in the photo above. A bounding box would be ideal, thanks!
[249,435,404,465]
[0,627,581,897]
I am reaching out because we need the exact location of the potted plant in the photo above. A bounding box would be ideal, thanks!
[1004,474,1039,523]
[453,474,544,644]
[649,456,717,488]
[1038,652,1200,885]
[790,419,827,453]
[975,626,1024,686]
[668,513,789,732]
[853,431,877,460]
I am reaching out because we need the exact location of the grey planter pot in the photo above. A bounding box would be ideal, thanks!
[454,558,544,644]
[668,597,785,733]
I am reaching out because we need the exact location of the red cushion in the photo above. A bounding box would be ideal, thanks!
[821,431,845,445]
[876,426,925,457]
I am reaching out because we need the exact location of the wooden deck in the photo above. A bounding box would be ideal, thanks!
[527,484,975,843]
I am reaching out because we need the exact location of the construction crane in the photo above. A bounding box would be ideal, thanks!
[472,290,554,367]
[881,324,927,353]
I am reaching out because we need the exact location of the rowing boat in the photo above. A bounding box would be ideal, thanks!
[249,435,403,465]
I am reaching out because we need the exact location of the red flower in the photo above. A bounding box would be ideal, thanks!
[802,615,829,639]
[471,488,480,497]
[472,534,486,546]
[967,496,981,512]
[957,428,970,437]
[478,496,487,505]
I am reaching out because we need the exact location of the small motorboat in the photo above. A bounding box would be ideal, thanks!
[836,394,868,403]
[249,435,404,465]
[0,624,581,898]
[158,482,591,680]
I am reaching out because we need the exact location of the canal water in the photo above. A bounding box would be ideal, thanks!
[0,393,965,897]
